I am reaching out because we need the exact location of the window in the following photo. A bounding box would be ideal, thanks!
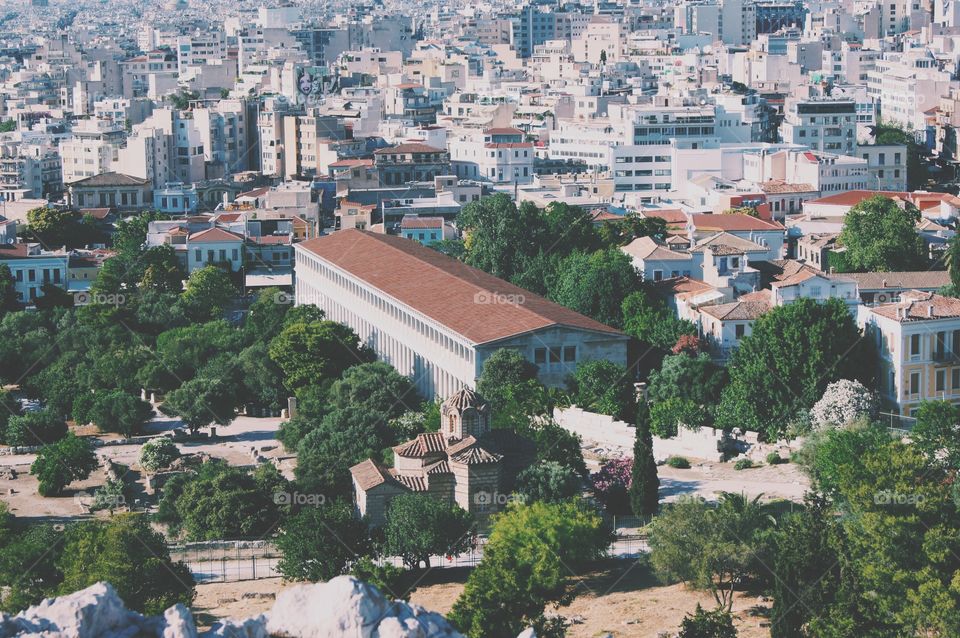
[534,348,546,364]
[952,368,960,389]
[563,346,576,362]
[549,347,561,364]
[910,372,921,395]
[735,324,746,339]
[937,369,946,392]
[910,334,921,357]
[194,249,201,261]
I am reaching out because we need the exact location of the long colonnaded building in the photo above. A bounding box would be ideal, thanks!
[293,229,629,398]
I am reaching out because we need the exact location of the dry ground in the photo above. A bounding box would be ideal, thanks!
[193,560,771,637]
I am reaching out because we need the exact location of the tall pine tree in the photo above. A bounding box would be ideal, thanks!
[630,400,659,516]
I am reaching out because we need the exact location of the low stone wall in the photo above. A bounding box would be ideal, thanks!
[552,406,758,462]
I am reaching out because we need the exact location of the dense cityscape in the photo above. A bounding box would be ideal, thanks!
[0,0,957,635]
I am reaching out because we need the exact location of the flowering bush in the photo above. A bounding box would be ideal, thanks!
[591,456,633,514]
[672,334,703,356]
[809,379,877,431]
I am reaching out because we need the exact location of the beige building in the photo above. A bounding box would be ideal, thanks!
[350,388,532,526]
[859,291,960,416]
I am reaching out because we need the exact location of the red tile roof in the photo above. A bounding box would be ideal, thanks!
[295,230,625,345]
[690,213,783,232]
[189,228,243,243]
[806,190,908,207]
[485,127,525,136]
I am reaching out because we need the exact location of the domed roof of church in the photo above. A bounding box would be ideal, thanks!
[441,387,490,414]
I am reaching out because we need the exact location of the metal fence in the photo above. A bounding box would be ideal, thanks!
[877,411,917,436]
[168,540,282,583]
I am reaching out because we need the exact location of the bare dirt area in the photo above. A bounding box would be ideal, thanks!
[657,459,809,504]
[192,578,287,628]
[0,415,290,522]
[405,559,771,638]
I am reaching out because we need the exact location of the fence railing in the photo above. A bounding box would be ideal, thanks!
[170,518,646,583]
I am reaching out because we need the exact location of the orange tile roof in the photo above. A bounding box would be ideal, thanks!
[189,228,243,243]
[295,230,625,345]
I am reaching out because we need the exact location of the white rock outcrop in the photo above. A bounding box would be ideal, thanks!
[0,577,472,638]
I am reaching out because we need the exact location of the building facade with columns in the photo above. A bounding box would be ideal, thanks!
[293,229,629,399]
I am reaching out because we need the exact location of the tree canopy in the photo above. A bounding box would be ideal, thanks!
[836,195,927,272]
[716,298,873,439]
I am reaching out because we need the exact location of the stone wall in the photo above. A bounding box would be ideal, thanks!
[552,406,761,462]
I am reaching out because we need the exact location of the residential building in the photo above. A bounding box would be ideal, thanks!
[859,291,960,416]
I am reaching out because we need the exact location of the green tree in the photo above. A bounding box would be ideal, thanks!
[5,409,67,446]
[157,460,286,540]
[383,494,476,569]
[276,501,373,581]
[648,493,774,612]
[716,298,872,440]
[449,500,612,637]
[769,495,841,638]
[0,523,63,612]
[177,265,235,321]
[647,353,726,406]
[622,289,697,349]
[794,417,892,499]
[911,400,960,468]
[269,320,372,391]
[30,433,98,496]
[515,461,583,504]
[138,245,185,293]
[0,264,18,317]
[242,287,292,343]
[650,397,708,438]
[946,234,960,292]
[25,206,76,248]
[630,401,659,516]
[238,341,287,410]
[327,361,422,421]
[476,348,551,427]
[295,407,390,498]
[568,359,636,421]
[57,514,194,615]
[836,195,927,272]
[550,249,640,327]
[160,375,237,434]
[458,194,536,280]
[522,419,589,479]
[678,604,738,638]
[88,390,153,437]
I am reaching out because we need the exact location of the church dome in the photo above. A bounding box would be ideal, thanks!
[441,387,490,416]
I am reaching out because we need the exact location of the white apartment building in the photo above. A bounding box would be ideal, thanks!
[868,51,956,130]
[60,118,125,184]
[114,109,205,186]
[294,230,629,399]
[781,97,857,155]
[176,32,226,74]
[449,127,535,184]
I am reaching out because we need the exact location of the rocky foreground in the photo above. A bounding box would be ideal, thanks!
[0,576,496,638]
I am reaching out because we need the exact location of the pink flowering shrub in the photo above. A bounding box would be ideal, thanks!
[591,456,633,514]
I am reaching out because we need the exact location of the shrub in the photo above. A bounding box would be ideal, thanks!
[666,456,691,469]
[766,452,787,465]
[650,398,707,438]
[5,410,67,446]
[734,458,756,471]
[809,379,877,431]
[590,457,633,514]
[138,438,181,472]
